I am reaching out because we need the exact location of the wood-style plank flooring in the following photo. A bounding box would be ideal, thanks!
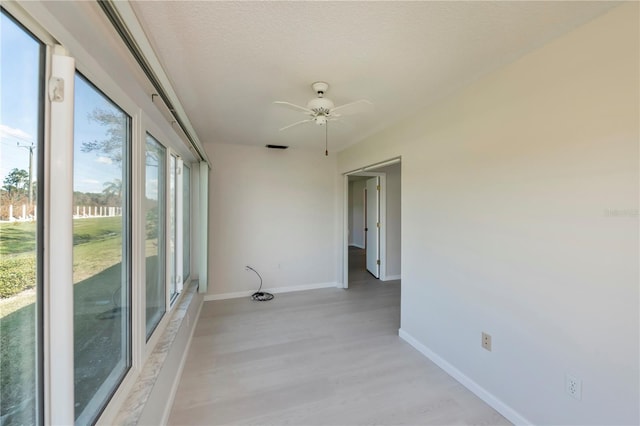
[168,248,510,425]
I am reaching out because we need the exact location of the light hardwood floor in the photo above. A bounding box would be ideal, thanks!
[168,248,510,426]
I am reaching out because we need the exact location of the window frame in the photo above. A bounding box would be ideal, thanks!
[0,8,47,425]
[143,131,167,341]
[71,71,133,426]
[166,151,184,307]
[182,163,191,283]
[141,130,188,353]
[140,126,191,361]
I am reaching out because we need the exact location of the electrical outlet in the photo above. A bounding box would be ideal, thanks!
[565,374,582,400]
[481,332,492,351]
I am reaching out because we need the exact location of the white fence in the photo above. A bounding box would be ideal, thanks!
[0,204,122,222]
[73,205,122,219]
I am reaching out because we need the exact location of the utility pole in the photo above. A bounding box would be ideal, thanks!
[17,142,35,207]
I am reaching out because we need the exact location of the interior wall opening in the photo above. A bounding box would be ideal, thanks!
[344,159,401,290]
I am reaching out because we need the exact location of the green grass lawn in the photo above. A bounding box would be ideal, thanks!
[0,217,123,299]
[0,216,122,256]
[0,221,37,256]
[0,216,131,422]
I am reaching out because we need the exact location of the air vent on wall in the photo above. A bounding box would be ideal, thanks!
[266,144,289,149]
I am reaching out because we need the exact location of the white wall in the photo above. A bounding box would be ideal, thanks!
[208,143,338,296]
[349,179,366,248]
[338,4,638,425]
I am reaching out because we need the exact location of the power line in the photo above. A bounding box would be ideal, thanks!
[0,133,34,144]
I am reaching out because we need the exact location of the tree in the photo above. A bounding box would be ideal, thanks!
[2,168,29,196]
[81,106,160,167]
[102,179,122,205]
[80,108,126,164]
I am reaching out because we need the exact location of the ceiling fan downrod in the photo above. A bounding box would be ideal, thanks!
[325,121,328,156]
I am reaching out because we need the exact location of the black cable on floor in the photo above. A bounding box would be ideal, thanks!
[245,266,274,301]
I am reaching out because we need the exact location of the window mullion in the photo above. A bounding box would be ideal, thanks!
[46,45,76,426]
[131,112,145,368]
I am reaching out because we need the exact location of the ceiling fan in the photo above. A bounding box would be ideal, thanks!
[274,81,372,131]
[274,82,372,155]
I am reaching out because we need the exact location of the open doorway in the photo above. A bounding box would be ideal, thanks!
[343,159,401,289]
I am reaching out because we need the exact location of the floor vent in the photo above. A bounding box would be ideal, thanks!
[266,144,289,149]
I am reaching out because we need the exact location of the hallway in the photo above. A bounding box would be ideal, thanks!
[347,246,373,284]
[167,250,509,425]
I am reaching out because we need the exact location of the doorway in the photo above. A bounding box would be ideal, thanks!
[343,159,401,289]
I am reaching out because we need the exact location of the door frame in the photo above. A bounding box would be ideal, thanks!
[342,171,387,288]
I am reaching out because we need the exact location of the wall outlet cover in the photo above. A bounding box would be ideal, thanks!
[565,374,582,400]
[481,332,492,351]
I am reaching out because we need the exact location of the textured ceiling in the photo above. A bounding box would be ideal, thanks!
[130,1,617,153]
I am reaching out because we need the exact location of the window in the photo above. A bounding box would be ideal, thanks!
[73,74,131,424]
[183,164,190,282]
[0,10,44,425]
[145,134,166,339]
[168,154,178,302]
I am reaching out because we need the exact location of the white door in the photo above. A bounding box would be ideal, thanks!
[365,177,380,278]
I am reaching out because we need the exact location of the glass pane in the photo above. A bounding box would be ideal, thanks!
[169,155,177,302]
[182,164,190,281]
[73,74,130,423]
[0,11,43,426]
[145,134,165,339]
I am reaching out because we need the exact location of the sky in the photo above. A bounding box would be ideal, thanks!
[0,12,39,185]
[1,11,123,195]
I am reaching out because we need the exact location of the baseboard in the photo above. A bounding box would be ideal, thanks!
[204,290,252,301]
[160,294,203,425]
[398,328,532,426]
[349,243,365,249]
[204,282,339,301]
[382,274,401,281]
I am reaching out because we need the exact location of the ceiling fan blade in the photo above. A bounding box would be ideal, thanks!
[273,101,314,115]
[330,99,373,116]
[279,119,314,131]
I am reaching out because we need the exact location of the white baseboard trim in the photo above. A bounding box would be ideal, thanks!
[382,274,401,281]
[398,328,532,426]
[349,243,365,249]
[204,290,252,301]
[204,282,339,301]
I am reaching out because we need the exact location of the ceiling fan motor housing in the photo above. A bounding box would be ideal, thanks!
[311,81,329,96]
[308,82,334,118]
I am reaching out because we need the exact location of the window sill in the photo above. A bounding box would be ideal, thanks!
[113,281,202,425]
